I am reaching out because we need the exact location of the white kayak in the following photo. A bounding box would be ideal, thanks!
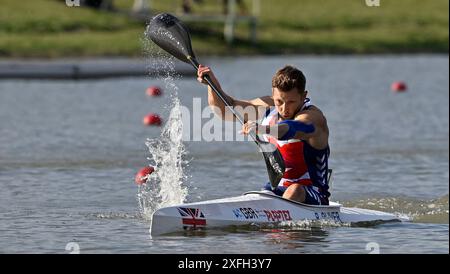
[150,190,409,236]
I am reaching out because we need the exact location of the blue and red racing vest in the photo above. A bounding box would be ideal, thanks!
[260,99,331,198]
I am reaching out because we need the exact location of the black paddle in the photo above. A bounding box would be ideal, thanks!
[146,13,285,189]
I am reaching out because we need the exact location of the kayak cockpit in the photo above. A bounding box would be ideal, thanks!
[243,190,342,209]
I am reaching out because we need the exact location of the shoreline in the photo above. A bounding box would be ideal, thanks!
[0,53,448,80]
[0,58,194,79]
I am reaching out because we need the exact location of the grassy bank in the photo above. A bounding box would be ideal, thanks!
[0,0,448,58]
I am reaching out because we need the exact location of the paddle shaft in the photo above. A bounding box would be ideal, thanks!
[147,13,285,188]
[188,55,284,189]
[187,56,261,144]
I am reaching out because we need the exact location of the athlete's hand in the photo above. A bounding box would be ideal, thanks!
[240,121,268,136]
[197,65,221,89]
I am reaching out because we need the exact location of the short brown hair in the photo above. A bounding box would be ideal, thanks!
[272,65,306,93]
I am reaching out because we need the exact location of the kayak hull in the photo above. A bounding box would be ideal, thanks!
[150,191,408,236]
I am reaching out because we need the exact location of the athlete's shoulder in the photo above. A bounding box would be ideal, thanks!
[249,96,274,107]
[296,105,327,126]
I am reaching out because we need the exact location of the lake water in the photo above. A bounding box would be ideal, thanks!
[0,55,448,254]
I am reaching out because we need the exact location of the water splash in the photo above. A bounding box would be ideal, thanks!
[249,219,351,232]
[141,26,178,79]
[138,32,189,222]
[137,96,189,221]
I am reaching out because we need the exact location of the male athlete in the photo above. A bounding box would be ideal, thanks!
[197,65,330,205]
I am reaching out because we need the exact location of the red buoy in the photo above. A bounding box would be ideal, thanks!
[143,113,162,126]
[391,81,407,92]
[146,86,162,97]
[135,166,155,185]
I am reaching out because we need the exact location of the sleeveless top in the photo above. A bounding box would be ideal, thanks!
[260,99,331,198]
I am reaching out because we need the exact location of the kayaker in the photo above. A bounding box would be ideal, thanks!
[197,64,330,205]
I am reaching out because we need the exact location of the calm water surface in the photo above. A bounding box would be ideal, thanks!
[0,55,448,253]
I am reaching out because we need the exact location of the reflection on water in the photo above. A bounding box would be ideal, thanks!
[262,228,330,251]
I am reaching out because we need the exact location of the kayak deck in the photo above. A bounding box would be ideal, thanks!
[150,191,409,236]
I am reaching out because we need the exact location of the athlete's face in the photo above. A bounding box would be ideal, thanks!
[272,88,307,120]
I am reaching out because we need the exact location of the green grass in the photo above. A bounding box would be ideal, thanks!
[0,0,448,58]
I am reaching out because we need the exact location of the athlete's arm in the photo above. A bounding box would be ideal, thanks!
[281,111,329,150]
[197,65,273,122]
[240,115,315,139]
[264,112,321,140]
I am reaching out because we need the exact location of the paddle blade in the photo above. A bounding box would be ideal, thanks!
[146,13,196,63]
[259,142,286,189]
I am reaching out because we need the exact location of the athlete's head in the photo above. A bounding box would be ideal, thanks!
[272,65,308,120]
